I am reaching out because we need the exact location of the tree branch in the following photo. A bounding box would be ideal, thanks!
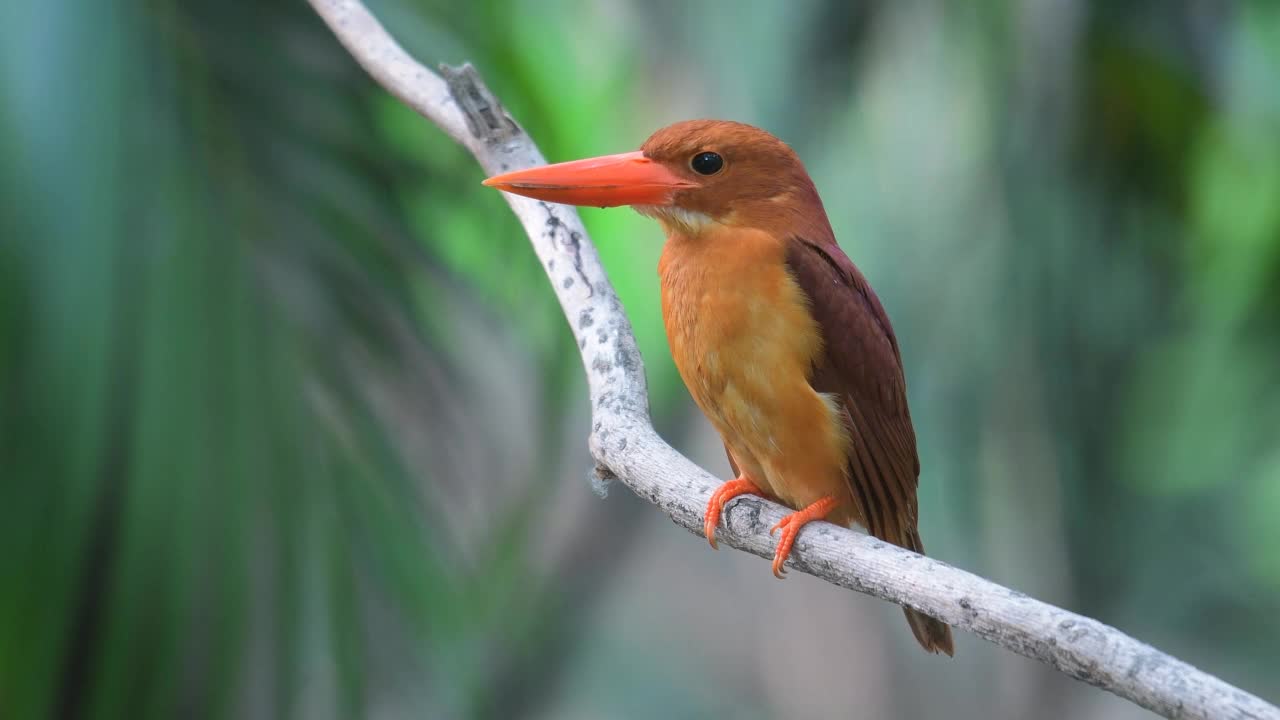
[306,2,1279,718]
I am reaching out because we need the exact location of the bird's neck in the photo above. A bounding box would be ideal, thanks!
[636,205,716,237]
[648,197,837,248]
[657,224,789,296]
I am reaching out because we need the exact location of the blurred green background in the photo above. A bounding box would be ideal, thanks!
[3,0,1279,718]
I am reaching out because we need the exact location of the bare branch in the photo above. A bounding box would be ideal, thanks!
[306,2,1279,718]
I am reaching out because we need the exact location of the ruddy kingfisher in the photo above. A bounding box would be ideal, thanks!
[483,120,954,655]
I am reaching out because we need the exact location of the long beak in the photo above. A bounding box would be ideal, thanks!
[482,151,694,207]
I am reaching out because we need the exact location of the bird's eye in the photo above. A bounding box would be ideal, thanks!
[690,151,724,175]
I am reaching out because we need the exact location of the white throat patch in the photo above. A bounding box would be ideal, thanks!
[634,205,716,234]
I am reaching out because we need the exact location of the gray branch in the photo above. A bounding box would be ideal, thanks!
[305,2,1279,718]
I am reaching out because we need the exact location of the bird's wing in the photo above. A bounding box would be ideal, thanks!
[785,236,922,548]
[787,237,955,656]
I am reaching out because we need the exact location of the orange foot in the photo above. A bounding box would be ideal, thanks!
[703,477,764,549]
[769,495,839,579]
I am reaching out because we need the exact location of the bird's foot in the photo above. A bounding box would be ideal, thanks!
[769,495,839,578]
[704,476,764,549]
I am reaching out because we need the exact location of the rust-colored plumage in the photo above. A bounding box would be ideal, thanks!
[484,120,954,656]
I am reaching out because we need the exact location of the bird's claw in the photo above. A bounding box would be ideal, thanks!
[703,476,763,550]
[770,520,799,578]
[704,513,720,550]
[768,496,840,580]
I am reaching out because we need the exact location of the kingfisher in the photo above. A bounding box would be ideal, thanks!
[484,120,954,655]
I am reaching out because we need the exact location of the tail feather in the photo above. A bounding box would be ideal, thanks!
[898,527,955,656]
[904,607,954,656]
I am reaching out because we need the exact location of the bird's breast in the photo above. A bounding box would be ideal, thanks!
[658,230,819,394]
[658,226,852,509]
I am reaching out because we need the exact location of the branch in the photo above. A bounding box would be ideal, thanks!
[306,2,1279,718]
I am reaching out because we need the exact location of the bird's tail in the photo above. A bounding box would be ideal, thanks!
[903,607,954,656]
[900,528,955,656]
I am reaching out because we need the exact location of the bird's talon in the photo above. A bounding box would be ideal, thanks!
[702,476,763,551]
[767,495,838,580]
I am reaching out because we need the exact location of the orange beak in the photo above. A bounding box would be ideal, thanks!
[482,151,694,207]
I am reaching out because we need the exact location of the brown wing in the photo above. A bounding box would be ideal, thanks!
[785,237,921,545]
[787,236,954,655]
[786,236,953,655]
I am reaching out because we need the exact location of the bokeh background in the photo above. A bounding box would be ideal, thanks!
[3,0,1279,718]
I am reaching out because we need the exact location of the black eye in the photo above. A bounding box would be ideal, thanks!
[690,151,723,175]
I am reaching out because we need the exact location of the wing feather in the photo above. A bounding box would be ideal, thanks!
[784,237,921,548]
[787,235,955,655]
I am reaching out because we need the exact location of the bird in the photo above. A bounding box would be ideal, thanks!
[483,119,954,655]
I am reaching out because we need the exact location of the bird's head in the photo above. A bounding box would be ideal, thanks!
[483,120,832,239]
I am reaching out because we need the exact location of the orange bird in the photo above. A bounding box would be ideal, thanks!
[484,120,953,655]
